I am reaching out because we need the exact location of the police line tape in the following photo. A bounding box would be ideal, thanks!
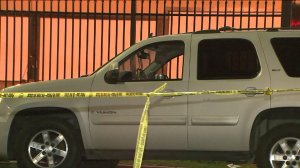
[1,84,300,168]
[3,87,300,98]
[133,83,167,168]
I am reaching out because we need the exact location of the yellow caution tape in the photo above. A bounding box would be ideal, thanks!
[133,95,150,168]
[133,83,167,168]
[2,84,300,168]
[0,88,288,98]
[0,92,146,98]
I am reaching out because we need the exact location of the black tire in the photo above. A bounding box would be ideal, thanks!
[256,124,300,168]
[16,118,83,168]
[80,159,119,168]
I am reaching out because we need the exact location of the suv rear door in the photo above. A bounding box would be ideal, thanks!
[188,32,271,151]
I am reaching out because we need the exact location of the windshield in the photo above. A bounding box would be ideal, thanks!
[90,44,136,76]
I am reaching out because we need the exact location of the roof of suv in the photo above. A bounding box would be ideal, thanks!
[146,27,300,40]
[192,26,300,34]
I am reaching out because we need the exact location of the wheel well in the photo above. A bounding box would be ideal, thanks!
[250,107,300,156]
[7,107,83,160]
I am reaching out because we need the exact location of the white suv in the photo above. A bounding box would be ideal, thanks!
[0,29,300,168]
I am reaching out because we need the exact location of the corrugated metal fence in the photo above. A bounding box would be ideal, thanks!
[0,0,296,89]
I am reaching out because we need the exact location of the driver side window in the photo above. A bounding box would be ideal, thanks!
[118,41,185,82]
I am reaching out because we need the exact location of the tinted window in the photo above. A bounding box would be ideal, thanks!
[271,38,300,77]
[118,41,184,81]
[197,39,260,80]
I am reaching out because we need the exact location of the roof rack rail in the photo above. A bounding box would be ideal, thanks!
[148,33,154,38]
[266,28,279,32]
[192,27,299,35]
[218,27,277,31]
[279,27,300,30]
[218,26,237,31]
[193,30,220,34]
[231,27,300,31]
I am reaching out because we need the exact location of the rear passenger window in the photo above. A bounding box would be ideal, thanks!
[197,39,260,80]
[271,38,300,77]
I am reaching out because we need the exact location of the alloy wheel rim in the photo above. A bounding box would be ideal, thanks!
[270,137,300,168]
[28,129,68,168]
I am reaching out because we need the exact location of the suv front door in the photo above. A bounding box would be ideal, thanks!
[89,35,191,151]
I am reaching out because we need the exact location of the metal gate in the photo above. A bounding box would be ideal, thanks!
[0,0,297,89]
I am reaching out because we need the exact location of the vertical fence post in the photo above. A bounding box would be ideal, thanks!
[282,0,292,28]
[27,15,40,82]
[20,0,24,84]
[123,0,126,51]
[148,0,151,36]
[42,0,46,81]
[178,0,182,33]
[208,0,212,29]
[71,0,75,77]
[224,0,228,27]
[108,0,111,60]
[163,0,167,35]
[116,0,119,56]
[201,0,204,30]
[232,0,236,28]
[130,0,136,46]
[216,0,220,29]
[5,0,8,86]
[93,0,97,71]
[186,0,189,32]
[78,0,82,77]
[64,0,68,78]
[100,0,104,66]
[140,0,144,40]
[57,0,61,79]
[86,0,90,74]
[193,0,197,32]
[12,0,16,85]
[256,0,259,29]
[155,0,158,35]
[49,0,53,79]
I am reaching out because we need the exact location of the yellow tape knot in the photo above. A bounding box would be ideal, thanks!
[265,88,273,96]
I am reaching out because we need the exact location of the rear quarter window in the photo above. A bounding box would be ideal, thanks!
[271,38,300,77]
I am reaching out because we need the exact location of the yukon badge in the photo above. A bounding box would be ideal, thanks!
[94,110,117,115]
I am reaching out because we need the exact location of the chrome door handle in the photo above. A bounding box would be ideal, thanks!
[245,87,257,97]
[163,89,182,99]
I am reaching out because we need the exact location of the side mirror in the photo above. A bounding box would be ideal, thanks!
[154,74,168,80]
[104,69,119,84]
